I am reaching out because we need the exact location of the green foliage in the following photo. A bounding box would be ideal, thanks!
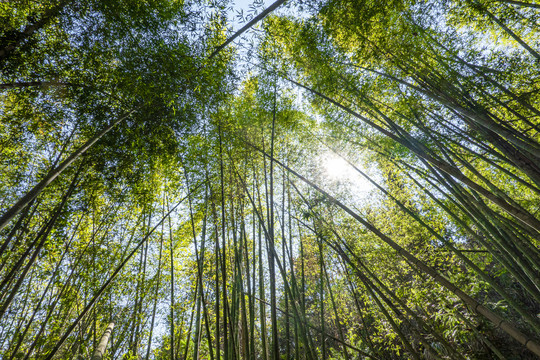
[1,0,540,359]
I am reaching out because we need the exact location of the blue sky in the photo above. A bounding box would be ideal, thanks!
[233,0,271,12]
[230,0,272,30]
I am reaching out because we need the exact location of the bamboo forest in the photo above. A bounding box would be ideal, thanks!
[2,0,540,359]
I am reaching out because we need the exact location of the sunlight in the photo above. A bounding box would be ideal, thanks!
[323,156,350,180]
[321,154,375,195]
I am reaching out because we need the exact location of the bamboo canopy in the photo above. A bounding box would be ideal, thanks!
[1,0,539,359]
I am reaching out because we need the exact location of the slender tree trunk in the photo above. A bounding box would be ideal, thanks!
[208,0,287,59]
[145,205,165,360]
[91,323,115,360]
[0,81,72,89]
[480,4,540,61]
[497,0,540,9]
[167,196,176,360]
[268,86,279,360]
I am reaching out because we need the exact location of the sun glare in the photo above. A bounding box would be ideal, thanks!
[321,154,375,195]
[323,156,350,180]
